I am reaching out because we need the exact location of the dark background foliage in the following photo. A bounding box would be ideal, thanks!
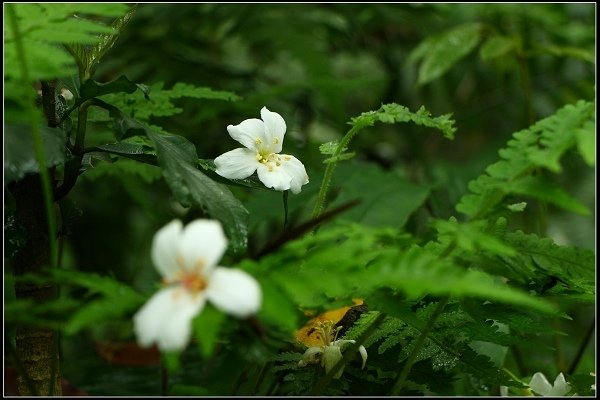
[5,3,595,396]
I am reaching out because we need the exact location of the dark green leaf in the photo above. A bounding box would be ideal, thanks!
[479,35,515,61]
[409,23,483,85]
[80,75,142,100]
[4,122,67,183]
[147,130,249,254]
[330,161,430,228]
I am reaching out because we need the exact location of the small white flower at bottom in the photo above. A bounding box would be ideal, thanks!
[133,219,261,352]
[529,372,572,396]
[297,320,367,379]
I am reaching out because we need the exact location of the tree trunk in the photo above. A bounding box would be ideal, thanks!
[9,173,62,396]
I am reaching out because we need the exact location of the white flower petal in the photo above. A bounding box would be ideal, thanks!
[205,267,261,318]
[299,346,324,367]
[157,291,207,352]
[227,118,266,150]
[530,372,553,396]
[549,373,571,396]
[256,163,292,192]
[151,220,183,279]
[260,107,286,153]
[333,339,355,351]
[214,148,259,180]
[133,286,206,352]
[358,345,368,369]
[322,345,345,379]
[279,154,309,194]
[178,220,228,274]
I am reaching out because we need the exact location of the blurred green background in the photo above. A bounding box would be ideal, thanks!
[7,3,594,395]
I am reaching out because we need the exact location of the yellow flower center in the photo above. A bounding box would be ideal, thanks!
[163,257,208,294]
[179,272,207,292]
[256,151,283,171]
[314,320,341,347]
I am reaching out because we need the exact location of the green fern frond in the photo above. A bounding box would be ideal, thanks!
[271,352,302,374]
[102,81,240,121]
[432,217,516,257]
[82,158,162,184]
[364,317,406,348]
[504,231,595,297]
[340,311,381,341]
[456,100,594,219]
[5,3,130,82]
[350,103,456,139]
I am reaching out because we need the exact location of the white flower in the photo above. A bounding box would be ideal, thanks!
[133,219,262,352]
[214,106,309,194]
[297,320,368,379]
[529,372,572,396]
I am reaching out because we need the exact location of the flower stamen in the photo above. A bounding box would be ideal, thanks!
[180,272,208,292]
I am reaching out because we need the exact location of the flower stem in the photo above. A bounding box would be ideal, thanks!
[161,364,169,396]
[74,100,93,155]
[390,297,450,395]
[282,190,289,231]
[311,125,361,220]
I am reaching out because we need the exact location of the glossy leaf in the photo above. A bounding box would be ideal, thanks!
[80,75,147,101]
[4,122,67,184]
[147,130,249,254]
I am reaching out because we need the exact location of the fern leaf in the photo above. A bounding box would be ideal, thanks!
[432,217,516,256]
[341,311,382,342]
[5,4,130,82]
[82,158,162,184]
[504,231,595,296]
[102,81,240,121]
[456,100,594,219]
[350,103,456,139]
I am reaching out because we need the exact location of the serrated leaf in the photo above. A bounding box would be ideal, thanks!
[82,158,161,184]
[507,175,589,215]
[102,81,240,121]
[65,296,142,335]
[147,130,249,254]
[27,18,114,44]
[86,5,137,74]
[575,120,595,166]
[319,141,346,155]
[43,3,130,18]
[350,104,456,139]
[456,100,594,219]
[5,3,130,85]
[433,218,517,256]
[323,152,356,164]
